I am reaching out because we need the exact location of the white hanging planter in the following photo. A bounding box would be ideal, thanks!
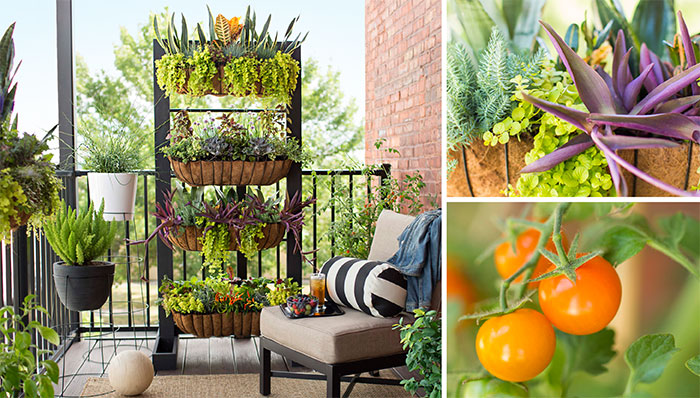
[87,173,138,221]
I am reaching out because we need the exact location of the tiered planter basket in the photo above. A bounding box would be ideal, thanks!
[449,138,699,197]
[169,158,292,186]
[172,311,261,338]
[168,223,285,252]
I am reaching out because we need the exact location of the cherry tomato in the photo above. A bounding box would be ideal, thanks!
[447,255,477,311]
[475,308,555,382]
[538,254,621,335]
[458,378,528,397]
[494,228,568,288]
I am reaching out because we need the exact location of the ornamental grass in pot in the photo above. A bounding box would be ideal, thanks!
[130,185,314,276]
[0,23,61,238]
[163,110,305,186]
[154,5,307,104]
[79,105,150,221]
[44,200,118,312]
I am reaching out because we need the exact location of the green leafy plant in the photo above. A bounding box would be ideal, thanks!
[43,200,118,266]
[0,295,60,398]
[394,309,442,398]
[77,104,149,173]
[267,278,301,306]
[323,142,427,259]
[0,23,61,238]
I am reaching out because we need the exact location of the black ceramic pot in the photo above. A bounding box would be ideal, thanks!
[52,261,115,311]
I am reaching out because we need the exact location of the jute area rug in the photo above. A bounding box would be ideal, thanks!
[81,373,410,397]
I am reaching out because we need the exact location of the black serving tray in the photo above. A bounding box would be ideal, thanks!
[280,300,345,319]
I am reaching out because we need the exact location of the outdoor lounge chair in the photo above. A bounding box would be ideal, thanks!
[259,210,441,398]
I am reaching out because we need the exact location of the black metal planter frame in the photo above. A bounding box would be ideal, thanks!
[151,40,304,370]
[259,336,405,398]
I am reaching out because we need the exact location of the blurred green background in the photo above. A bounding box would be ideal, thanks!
[446,202,700,397]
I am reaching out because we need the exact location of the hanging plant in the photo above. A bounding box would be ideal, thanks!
[153,5,307,104]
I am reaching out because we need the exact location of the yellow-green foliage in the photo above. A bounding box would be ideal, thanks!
[223,56,261,97]
[0,170,27,240]
[43,200,118,266]
[155,53,187,96]
[260,52,300,105]
[187,48,217,96]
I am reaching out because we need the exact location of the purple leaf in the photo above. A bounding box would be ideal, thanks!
[596,66,625,110]
[623,64,653,111]
[655,95,700,114]
[678,11,699,95]
[521,92,593,132]
[520,134,593,173]
[591,128,700,197]
[639,44,663,92]
[595,134,679,151]
[590,113,700,142]
[631,63,700,115]
[612,31,632,98]
[540,21,618,114]
[597,126,628,197]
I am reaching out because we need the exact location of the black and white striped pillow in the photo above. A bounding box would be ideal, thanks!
[320,257,407,318]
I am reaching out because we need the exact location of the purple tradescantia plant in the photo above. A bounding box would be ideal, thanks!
[521,12,700,197]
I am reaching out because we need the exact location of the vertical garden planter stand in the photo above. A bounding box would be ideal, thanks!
[151,40,304,371]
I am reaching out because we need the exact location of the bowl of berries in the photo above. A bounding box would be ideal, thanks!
[282,294,319,318]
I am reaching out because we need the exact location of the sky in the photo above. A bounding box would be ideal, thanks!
[2,1,365,134]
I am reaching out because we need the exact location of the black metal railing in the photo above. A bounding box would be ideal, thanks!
[0,165,389,364]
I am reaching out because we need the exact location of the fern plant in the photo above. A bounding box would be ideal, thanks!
[44,200,117,266]
[446,27,545,174]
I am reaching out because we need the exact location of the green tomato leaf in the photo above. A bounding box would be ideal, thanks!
[557,328,616,383]
[599,225,647,266]
[38,376,55,397]
[658,213,686,249]
[686,355,700,376]
[23,376,38,397]
[42,360,60,383]
[625,334,680,390]
[679,216,700,259]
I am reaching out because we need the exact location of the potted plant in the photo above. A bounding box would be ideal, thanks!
[0,296,60,397]
[0,23,61,238]
[158,274,270,338]
[78,106,149,221]
[153,6,307,104]
[446,3,700,197]
[44,200,118,311]
[162,110,305,186]
[393,309,442,398]
[131,185,314,276]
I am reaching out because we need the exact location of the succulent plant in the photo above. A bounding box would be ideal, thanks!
[245,137,274,159]
[520,12,700,197]
[202,136,234,159]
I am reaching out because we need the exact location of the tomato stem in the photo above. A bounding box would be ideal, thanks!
[552,203,571,267]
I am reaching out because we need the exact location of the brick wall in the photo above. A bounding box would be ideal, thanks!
[365,0,442,208]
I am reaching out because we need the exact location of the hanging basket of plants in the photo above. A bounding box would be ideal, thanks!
[167,222,285,252]
[159,276,272,339]
[447,12,700,198]
[164,110,303,186]
[130,186,314,276]
[154,6,307,104]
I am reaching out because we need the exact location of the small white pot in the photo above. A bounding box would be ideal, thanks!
[87,173,138,221]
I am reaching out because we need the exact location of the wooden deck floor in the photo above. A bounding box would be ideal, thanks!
[54,332,310,397]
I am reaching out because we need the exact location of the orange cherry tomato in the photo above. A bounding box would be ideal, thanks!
[494,228,568,288]
[538,254,621,335]
[447,255,477,311]
[475,308,556,382]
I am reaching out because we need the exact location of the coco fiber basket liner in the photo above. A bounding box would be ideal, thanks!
[172,311,261,338]
[449,138,699,197]
[167,223,286,252]
[9,210,30,232]
[170,158,293,186]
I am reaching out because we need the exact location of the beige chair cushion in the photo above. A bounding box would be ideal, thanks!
[260,306,406,364]
[368,210,415,262]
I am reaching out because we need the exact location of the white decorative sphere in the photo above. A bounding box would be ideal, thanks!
[107,350,154,396]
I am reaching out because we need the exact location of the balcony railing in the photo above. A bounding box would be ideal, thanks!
[0,165,389,366]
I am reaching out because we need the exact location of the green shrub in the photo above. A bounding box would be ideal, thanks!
[43,200,118,266]
[155,53,187,95]
[187,49,217,96]
[223,56,260,97]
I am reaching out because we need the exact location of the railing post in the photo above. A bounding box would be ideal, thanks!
[152,39,177,371]
[11,227,30,320]
[286,45,303,284]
